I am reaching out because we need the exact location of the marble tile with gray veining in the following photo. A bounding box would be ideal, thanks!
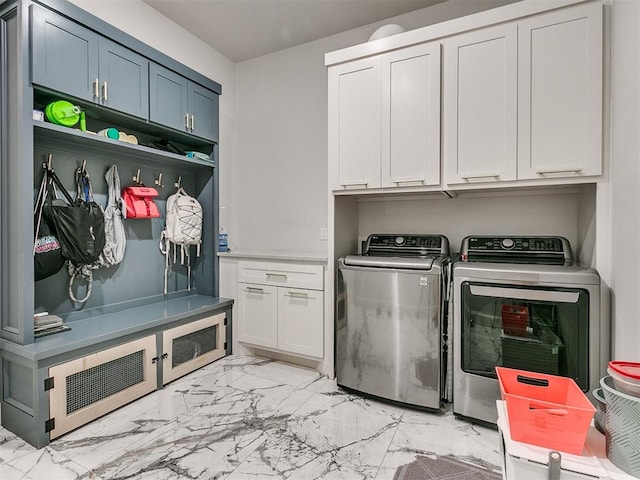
[0,355,502,480]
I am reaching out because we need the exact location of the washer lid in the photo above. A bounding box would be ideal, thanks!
[342,254,439,270]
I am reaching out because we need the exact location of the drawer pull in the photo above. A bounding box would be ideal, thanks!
[340,180,369,189]
[460,174,500,181]
[266,272,287,279]
[392,177,426,185]
[536,168,583,176]
[245,286,265,294]
[287,291,311,299]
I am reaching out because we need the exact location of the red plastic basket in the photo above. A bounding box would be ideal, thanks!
[501,304,529,336]
[496,367,595,455]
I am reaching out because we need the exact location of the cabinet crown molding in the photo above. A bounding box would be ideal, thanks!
[325,0,595,67]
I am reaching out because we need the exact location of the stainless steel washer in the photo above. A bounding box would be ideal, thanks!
[452,235,607,426]
[336,234,450,410]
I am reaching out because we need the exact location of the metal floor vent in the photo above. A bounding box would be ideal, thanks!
[172,325,217,368]
[66,350,145,415]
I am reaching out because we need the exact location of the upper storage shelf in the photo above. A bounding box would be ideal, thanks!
[30,2,220,144]
[34,121,215,169]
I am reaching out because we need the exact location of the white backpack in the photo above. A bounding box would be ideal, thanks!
[160,187,203,294]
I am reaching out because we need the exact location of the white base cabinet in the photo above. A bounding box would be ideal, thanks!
[277,287,323,358]
[238,283,278,350]
[237,261,324,359]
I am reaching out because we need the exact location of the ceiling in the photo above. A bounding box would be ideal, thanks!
[142,0,446,62]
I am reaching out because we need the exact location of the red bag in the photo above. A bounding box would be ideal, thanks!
[122,186,160,219]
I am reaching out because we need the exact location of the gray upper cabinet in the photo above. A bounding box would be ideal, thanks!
[150,63,218,142]
[31,5,99,103]
[189,82,219,142]
[31,5,149,119]
[98,38,149,119]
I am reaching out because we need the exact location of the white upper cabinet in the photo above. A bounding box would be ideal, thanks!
[517,2,603,179]
[444,24,518,185]
[444,2,603,187]
[328,1,604,192]
[329,42,442,192]
[329,57,382,191]
[381,43,441,188]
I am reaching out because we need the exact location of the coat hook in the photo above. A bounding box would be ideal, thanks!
[81,159,87,175]
[174,176,182,189]
[44,153,53,172]
[154,173,164,188]
[133,169,141,184]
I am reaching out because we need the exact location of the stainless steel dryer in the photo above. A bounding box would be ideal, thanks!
[336,234,450,411]
[452,236,607,426]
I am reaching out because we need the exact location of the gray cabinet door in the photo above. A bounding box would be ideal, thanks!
[150,63,218,142]
[31,5,98,103]
[98,38,149,119]
[149,63,189,133]
[189,82,218,142]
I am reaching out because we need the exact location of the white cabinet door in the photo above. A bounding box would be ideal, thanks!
[444,24,517,185]
[329,57,381,191]
[278,287,324,359]
[381,43,441,188]
[237,283,278,349]
[517,3,603,180]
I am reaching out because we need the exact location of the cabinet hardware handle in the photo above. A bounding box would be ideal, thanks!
[266,272,287,279]
[287,291,310,299]
[190,114,195,131]
[392,177,426,185]
[93,78,99,99]
[536,168,583,175]
[102,81,108,101]
[460,174,500,181]
[340,181,369,189]
[246,286,265,294]
[184,114,190,130]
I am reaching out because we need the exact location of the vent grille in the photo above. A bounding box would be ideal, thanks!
[66,350,145,415]
[172,325,217,368]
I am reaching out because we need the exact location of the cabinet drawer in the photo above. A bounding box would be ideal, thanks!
[238,261,323,290]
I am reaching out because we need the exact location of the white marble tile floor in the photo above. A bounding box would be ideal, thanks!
[0,355,502,479]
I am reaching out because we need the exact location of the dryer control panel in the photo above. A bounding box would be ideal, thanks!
[461,236,573,264]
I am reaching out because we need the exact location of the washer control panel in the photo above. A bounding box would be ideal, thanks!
[366,234,450,256]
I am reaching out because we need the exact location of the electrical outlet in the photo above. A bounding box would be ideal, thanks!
[320,228,328,240]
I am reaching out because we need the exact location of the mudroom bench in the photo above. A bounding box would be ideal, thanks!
[0,296,233,448]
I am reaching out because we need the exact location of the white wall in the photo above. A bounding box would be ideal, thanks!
[609,0,640,361]
[357,189,587,256]
[68,0,237,245]
[233,0,519,253]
